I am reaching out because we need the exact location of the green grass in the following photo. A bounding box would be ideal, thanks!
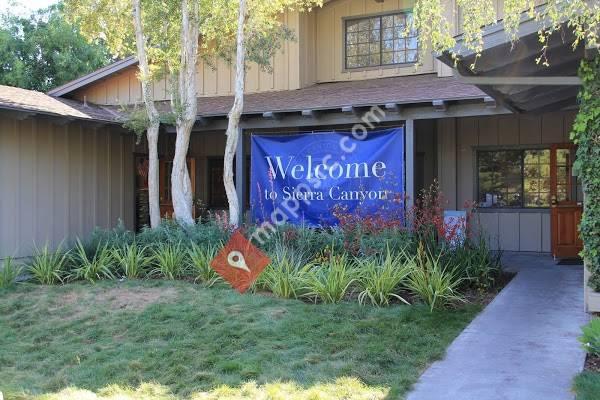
[574,372,600,400]
[0,280,481,399]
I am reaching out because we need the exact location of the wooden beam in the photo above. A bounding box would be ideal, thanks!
[384,103,402,113]
[483,96,497,108]
[432,100,447,112]
[262,111,281,119]
[301,109,319,118]
[341,106,355,115]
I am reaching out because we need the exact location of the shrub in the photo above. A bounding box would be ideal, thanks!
[112,242,150,279]
[260,246,310,299]
[71,240,116,283]
[407,244,465,311]
[187,243,220,286]
[0,257,22,288]
[29,244,68,285]
[357,246,413,306]
[304,250,357,304]
[580,318,600,356]
[448,235,502,291]
[151,242,187,280]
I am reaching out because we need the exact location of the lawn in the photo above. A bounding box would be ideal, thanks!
[574,372,600,400]
[0,280,480,399]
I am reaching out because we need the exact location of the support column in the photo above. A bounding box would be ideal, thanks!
[235,127,246,217]
[405,119,415,210]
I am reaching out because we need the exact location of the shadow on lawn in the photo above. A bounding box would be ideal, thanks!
[4,379,391,400]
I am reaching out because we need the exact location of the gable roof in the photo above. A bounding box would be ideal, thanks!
[47,57,138,97]
[0,85,122,122]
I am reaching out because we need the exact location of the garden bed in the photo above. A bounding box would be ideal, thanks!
[1,280,482,400]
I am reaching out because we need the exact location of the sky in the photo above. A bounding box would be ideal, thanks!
[0,0,59,17]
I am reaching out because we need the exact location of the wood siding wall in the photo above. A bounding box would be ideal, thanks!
[0,115,135,258]
[436,111,577,252]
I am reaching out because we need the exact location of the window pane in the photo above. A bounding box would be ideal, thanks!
[346,12,415,69]
[523,149,550,207]
[478,150,523,208]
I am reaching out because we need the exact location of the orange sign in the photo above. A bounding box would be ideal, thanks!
[210,230,270,293]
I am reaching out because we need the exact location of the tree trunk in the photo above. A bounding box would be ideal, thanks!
[132,0,161,228]
[146,123,161,228]
[171,0,199,226]
[223,0,248,228]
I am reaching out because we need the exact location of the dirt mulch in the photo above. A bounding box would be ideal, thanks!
[585,354,600,373]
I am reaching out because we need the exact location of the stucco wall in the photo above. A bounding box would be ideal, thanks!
[437,111,577,252]
[0,114,135,258]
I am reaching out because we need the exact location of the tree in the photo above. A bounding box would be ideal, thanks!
[66,0,200,226]
[0,3,111,92]
[411,0,599,68]
[215,0,322,227]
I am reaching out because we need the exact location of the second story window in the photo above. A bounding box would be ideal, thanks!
[345,12,417,69]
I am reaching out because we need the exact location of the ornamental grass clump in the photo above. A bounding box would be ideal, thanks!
[29,243,68,285]
[151,242,187,280]
[0,257,22,288]
[187,243,221,286]
[112,242,151,279]
[260,246,310,299]
[304,250,358,304]
[357,246,414,307]
[71,240,116,283]
[407,243,465,311]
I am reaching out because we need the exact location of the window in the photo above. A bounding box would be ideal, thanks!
[345,12,417,69]
[477,149,551,208]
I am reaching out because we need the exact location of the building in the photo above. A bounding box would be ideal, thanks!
[0,0,586,260]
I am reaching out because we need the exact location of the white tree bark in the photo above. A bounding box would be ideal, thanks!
[171,0,199,226]
[223,0,248,228]
[132,0,161,228]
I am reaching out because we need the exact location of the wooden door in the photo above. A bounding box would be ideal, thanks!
[159,158,196,219]
[550,144,583,259]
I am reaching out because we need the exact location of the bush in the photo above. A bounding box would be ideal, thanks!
[444,236,502,291]
[151,242,187,280]
[357,246,413,306]
[187,243,221,286]
[70,240,116,283]
[407,244,465,311]
[304,250,358,304]
[0,257,22,288]
[112,242,150,279]
[29,243,68,285]
[259,245,310,299]
[580,318,600,356]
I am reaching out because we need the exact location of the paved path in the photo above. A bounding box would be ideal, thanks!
[407,253,589,400]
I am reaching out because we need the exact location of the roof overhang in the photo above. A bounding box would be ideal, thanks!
[437,7,593,113]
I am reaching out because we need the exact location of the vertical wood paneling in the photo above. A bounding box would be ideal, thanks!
[457,117,478,208]
[542,213,551,253]
[53,124,69,248]
[20,120,37,254]
[68,124,83,239]
[0,118,19,256]
[519,114,542,144]
[96,129,110,228]
[477,116,498,145]
[541,113,564,144]
[478,213,499,250]
[519,213,542,252]
[437,118,457,209]
[498,213,519,251]
[497,114,519,145]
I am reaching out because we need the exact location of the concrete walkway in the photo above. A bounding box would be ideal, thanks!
[407,253,589,400]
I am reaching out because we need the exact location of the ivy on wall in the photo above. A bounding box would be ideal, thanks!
[572,56,600,291]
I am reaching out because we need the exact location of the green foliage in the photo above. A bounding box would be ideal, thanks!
[580,318,600,357]
[0,3,111,91]
[0,257,22,288]
[407,244,465,311]
[187,243,221,286]
[357,246,413,307]
[259,245,310,299]
[28,244,68,285]
[573,371,600,400]
[411,0,599,68]
[150,242,187,280]
[304,251,357,304]
[572,57,600,291]
[112,242,150,279]
[446,235,502,291]
[71,240,116,283]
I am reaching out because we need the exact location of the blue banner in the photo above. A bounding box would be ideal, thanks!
[250,128,405,226]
